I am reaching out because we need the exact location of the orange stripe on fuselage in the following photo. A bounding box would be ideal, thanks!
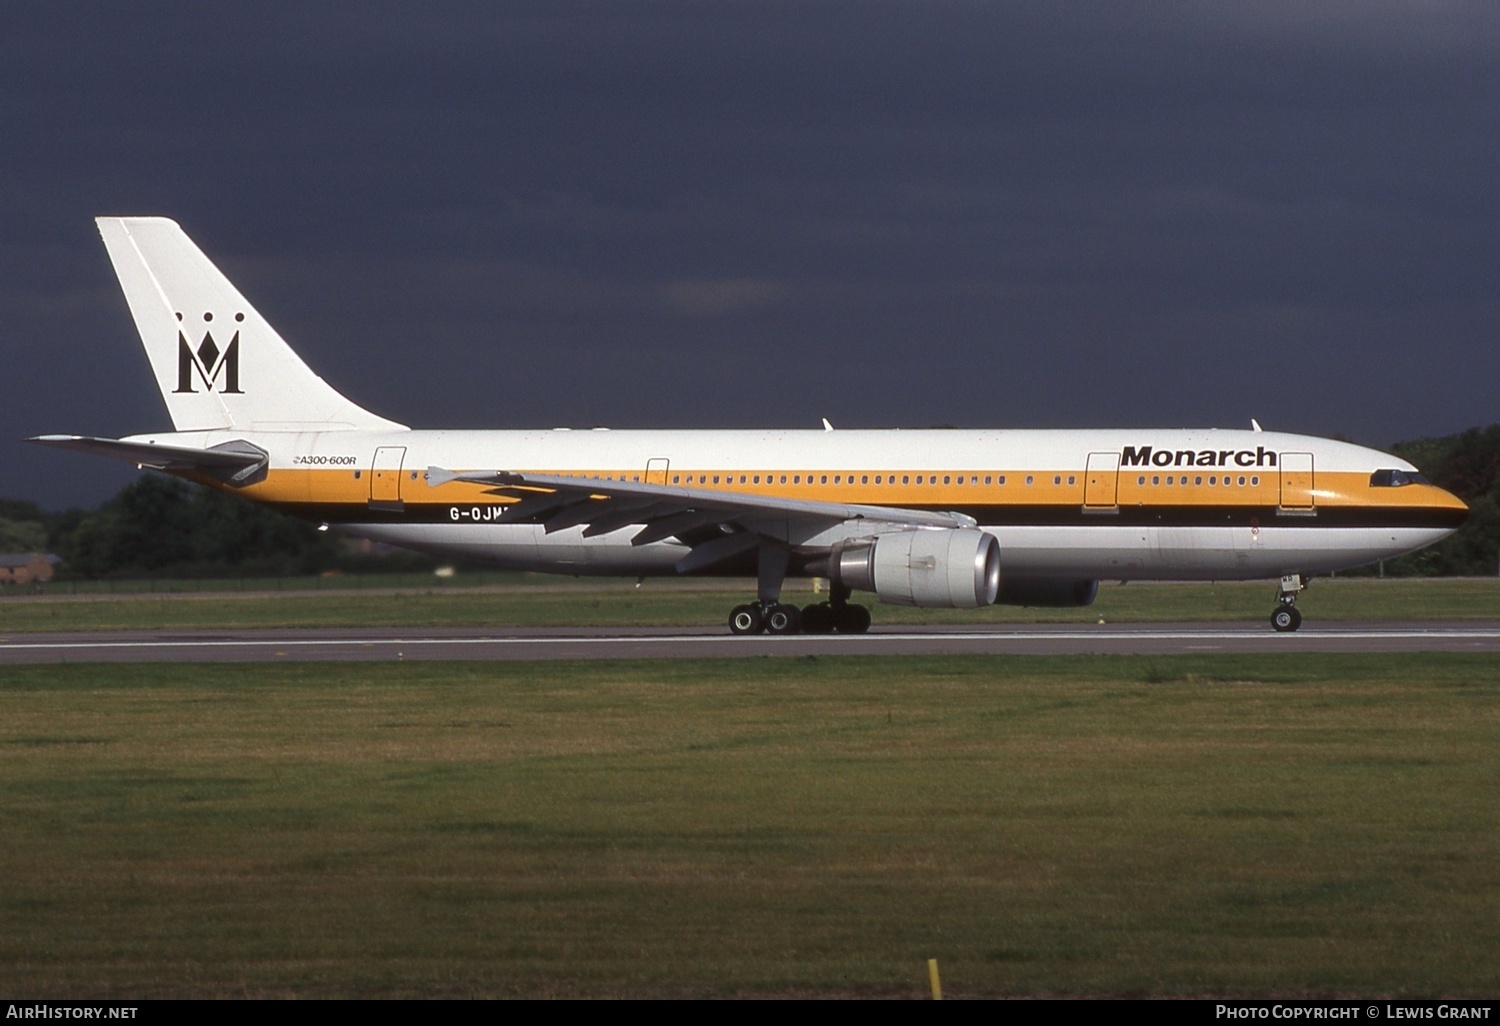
[184,466,1467,518]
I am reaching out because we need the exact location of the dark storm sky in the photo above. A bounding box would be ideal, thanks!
[5,2,1499,509]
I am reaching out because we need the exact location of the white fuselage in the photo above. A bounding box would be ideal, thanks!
[136,425,1466,584]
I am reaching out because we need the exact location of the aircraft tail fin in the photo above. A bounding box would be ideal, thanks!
[95,216,406,433]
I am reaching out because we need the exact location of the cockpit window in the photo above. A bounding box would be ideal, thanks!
[1370,469,1430,487]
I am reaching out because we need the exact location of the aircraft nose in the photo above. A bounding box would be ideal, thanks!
[1434,485,1469,527]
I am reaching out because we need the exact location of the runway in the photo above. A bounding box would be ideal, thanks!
[5,621,1500,663]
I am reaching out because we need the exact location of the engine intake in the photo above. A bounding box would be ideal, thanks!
[832,528,1000,608]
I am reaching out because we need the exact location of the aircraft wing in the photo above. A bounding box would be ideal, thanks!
[427,466,975,572]
[28,435,269,484]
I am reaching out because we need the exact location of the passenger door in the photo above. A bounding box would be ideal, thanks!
[370,446,407,509]
[1279,452,1314,510]
[1084,452,1120,509]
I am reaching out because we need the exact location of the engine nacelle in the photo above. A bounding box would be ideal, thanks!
[997,577,1100,608]
[832,528,1000,608]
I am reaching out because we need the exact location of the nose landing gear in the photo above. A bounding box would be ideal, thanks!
[1270,574,1306,632]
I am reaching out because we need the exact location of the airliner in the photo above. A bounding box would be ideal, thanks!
[30,218,1468,634]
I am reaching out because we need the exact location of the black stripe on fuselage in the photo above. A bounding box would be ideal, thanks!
[265,501,1469,531]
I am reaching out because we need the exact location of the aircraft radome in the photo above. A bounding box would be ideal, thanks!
[31,218,1469,634]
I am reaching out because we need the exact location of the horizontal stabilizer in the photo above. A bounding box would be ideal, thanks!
[28,435,269,485]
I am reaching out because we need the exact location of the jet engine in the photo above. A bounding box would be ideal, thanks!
[830,528,1000,608]
[997,577,1099,607]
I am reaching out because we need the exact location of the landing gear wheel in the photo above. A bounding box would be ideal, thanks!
[764,603,802,635]
[1268,574,1307,633]
[1270,606,1302,633]
[801,602,835,634]
[833,604,871,634]
[729,604,764,635]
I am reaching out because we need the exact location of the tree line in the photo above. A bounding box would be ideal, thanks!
[4,425,1500,578]
[0,476,440,579]
[1379,425,1500,576]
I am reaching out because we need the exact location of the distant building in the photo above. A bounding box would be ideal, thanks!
[0,553,61,585]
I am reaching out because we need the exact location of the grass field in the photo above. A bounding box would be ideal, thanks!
[5,577,1500,633]
[1,654,1496,997]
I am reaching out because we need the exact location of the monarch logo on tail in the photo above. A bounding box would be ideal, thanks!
[175,313,243,394]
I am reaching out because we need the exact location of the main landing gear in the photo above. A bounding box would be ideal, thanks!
[726,543,871,636]
[727,597,872,635]
[799,590,872,635]
[1270,574,1306,632]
